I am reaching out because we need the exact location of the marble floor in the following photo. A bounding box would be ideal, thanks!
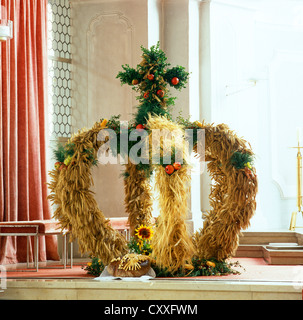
[0,257,302,300]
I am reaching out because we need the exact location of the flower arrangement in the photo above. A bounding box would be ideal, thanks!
[82,223,244,278]
[82,257,105,277]
[128,225,154,256]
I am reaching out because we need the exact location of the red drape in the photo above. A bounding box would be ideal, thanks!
[0,0,59,264]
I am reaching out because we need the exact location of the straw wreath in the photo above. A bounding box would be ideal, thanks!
[192,121,258,261]
[48,120,128,264]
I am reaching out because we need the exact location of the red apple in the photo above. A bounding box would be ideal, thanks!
[54,162,61,169]
[59,164,67,171]
[147,74,154,80]
[157,89,164,98]
[136,124,144,131]
[165,165,174,175]
[171,77,179,85]
[173,162,182,170]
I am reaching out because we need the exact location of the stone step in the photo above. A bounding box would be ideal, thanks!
[263,247,303,265]
[235,244,303,265]
[239,231,302,245]
[236,231,303,264]
[266,243,303,250]
[236,245,264,258]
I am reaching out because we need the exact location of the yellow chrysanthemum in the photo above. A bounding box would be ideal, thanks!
[135,225,153,240]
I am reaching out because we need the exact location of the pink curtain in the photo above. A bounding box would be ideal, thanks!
[0,0,59,264]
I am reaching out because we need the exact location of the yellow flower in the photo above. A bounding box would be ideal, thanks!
[206,261,216,268]
[135,225,153,240]
[244,162,252,169]
[101,118,108,128]
[87,262,92,267]
[64,155,72,166]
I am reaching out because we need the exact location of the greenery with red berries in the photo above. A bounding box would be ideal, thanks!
[116,42,189,126]
[116,42,190,177]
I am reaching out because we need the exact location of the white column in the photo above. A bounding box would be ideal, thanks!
[148,0,161,48]
[161,0,189,118]
[199,0,212,220]
[161,0,203,232]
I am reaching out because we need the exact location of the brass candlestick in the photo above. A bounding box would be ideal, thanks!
[289,140,303,231]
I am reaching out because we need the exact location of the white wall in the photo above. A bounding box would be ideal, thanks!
[70,0,149,218]
[204,0,303,230]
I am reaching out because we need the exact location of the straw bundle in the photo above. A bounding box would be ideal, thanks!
[123,162,153,236]
[147,115,195,272]
[48,120,128,264]
[193,121,258,261]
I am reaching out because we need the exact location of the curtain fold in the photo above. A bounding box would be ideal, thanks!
[0,0,59,264]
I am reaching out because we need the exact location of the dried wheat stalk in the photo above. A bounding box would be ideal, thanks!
[48,120,128,264]
[193,121,258,261]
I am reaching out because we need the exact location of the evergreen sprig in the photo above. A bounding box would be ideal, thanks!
[230,151,254,169]
[53,142,66,163]
[134,102,172,125]
[53,142,75,163]
[53,141,98,167]
[116,64,142,86]
[164,66,190,90]
[140,42,170,71]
